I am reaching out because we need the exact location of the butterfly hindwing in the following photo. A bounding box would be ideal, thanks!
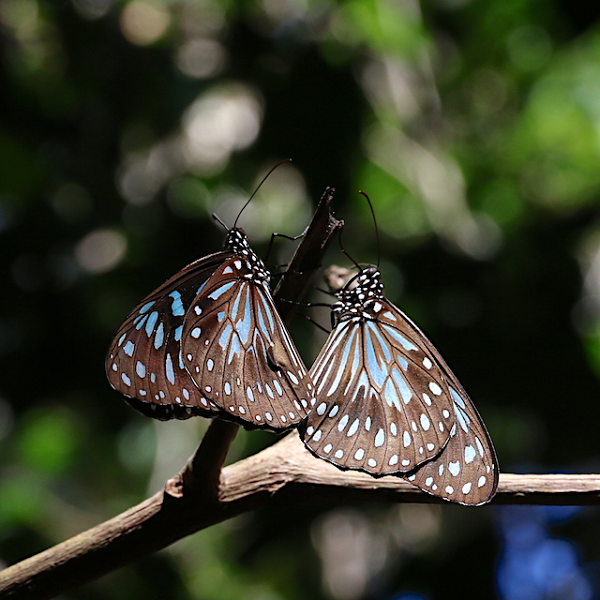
[181,257,315,430]
[106,253,228,420]
[303,301,455,476]
[404,335,499,505]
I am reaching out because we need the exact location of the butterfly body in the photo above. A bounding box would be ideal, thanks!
[107,227,315,431]
[301,266,498,505]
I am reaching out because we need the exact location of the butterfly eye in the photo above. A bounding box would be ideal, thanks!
[301,265,498,506]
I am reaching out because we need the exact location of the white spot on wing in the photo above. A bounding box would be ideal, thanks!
[464,445,476,463]
[429,382,442,395]
[448,461,461,476]
[403,431,411,447]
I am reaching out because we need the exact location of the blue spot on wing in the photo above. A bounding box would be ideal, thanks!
[231,286,244,320]
[139,301,155,314]
[449,386,466,409]
[350,330,361,376]
[256,301,271,339]
[169,291,185,316]
[228,336,242,364]
[365,325,387,387]
[369,322,392,362]
[236,288,252,345]
[134,314,148,330]
[392,366,412,403]
[208,281,236,301]
[384,377,401,410]
[174,325,183,341]
[382,324,418,351]
[261,293,275,332]
[136,361,146,378]
[145,311,159,336]
[219,323,233,349]
[397,355,408,370]
[455,403,471,432]
[326,326,357,396]
[154,322,165,349]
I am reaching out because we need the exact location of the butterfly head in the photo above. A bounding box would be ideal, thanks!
[332,266,384,320]
[224,227,270,285]
[223,226,249,252]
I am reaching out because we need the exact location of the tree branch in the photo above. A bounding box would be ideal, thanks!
[3,430,600,599]
[3,434,600,600]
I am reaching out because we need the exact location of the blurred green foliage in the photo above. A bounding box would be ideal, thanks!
[2,0,600,598]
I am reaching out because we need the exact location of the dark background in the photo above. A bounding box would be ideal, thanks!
[2,1,600,599]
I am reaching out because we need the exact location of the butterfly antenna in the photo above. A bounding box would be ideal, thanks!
[358,190,380,268]
[212,213,229,231]
[233,158,293,228]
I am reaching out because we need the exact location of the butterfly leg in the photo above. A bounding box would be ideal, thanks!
[264,227,308,264]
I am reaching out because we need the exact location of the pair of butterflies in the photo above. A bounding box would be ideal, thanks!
[107,223,498,506]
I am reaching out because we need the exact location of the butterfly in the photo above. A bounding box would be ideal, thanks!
[300,266,498,505]
[106,225,316,431]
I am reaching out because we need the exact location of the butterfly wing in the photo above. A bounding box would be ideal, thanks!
[106,252,229,420]
[181,257,315,431]
[403,327,499,505]
[301,300,456,476]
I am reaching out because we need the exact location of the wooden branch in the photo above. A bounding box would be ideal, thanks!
[2,428,600,599]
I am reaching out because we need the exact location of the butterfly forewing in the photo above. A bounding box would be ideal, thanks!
[303,301,455,476]
[106,253,228,420]
[181,257,315,430]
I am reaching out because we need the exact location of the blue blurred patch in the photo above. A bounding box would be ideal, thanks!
[496,506,593,600]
